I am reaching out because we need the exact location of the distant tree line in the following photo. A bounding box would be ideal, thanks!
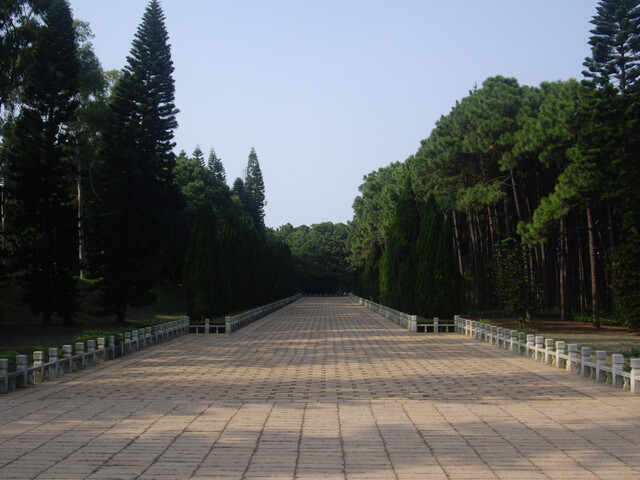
[275,222,351,294]
[0,0,295,325]
[349,0,640,328]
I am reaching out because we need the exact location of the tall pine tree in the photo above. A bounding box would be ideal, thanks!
[4,0,79,325]
[207,148,226,183]
[92,0,178,323]
[244,147,266,230]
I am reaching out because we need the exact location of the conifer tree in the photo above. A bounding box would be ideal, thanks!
[183,195,223,318]
[208,148,226,183]
[583,0,640,328]
[244,147,266,230]
[192,145,204,166]
[4,0,79,325]
[92,0,178,323]
[379,180,420,312]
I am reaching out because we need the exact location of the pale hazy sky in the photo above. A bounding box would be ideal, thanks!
[68,0,598,229]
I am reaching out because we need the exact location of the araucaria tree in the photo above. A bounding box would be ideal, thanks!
[4,0,80,325]
[92,0,178,323]
[244,147,266,230]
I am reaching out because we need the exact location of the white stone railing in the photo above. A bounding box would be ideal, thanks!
[188,320,226,334]
[456,316,640,394]
[1,318,189,394]
[349,293,417,332]
[225,293,302,334]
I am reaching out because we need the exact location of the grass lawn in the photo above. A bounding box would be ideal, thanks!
[472,315,640,357]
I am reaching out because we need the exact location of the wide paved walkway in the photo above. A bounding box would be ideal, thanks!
[2,297,640,480]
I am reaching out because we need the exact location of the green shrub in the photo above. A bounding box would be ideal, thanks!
[74,329,116,343]
[0,351,18,370]
[573,314,624,326]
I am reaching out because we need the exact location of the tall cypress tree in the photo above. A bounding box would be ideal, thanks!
[244,147,266,230]
[4,0,79,325]
[183,195,223,319]
[92,0,178,323]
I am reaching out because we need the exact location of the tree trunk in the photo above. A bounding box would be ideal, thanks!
[467,210,482,310]
[451,211,464,277]
[451,210,465,308]
[115,303,127,324]
[559,218,568,322]
[77,146,86,279]
[587,208,600,328]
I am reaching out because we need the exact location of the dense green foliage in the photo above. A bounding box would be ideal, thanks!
[276,222,351,294]
[0,0,296,325]
[351,0,640,328]
[3,0,79,325]
[90,0,179,323]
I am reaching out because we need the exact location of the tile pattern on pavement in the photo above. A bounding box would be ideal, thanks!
[1,297,640,479]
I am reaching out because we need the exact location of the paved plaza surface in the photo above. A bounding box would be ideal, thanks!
[2,297,640,480]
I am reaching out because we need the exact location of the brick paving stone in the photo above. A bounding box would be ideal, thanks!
[3,297,640,479]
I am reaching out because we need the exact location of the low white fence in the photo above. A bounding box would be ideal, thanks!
[1,318,189,394]
[188,320,226,334]
[225,293,302,334]
[455,316,640,394]
[349,293,417,332]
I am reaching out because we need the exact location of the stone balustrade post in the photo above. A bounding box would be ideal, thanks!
[205,318,210,334]
[454,315,461,333]
[489,325,497,344]
[33,351,44,383]
[497,327,504,347]
[108,336,115,359]
[16,354,28,387]
[433,317,439,334]
[630,358,640,394]
[409,315,417,333]
[518,332,526,355]
[87,340,96,365]
[48,348,59,378]
[545,339,555,364]
[567,344,579,373]
[595,350,607,382]
[612,354,625,388]
[97,338,105,362]
[145,327,152,344]
[124,331,131,354]
[75,342,85,369]
[510,330,518,352]
[0,358,8,393]
[526,334,535,358]
[63,344,73,373]
[581,347,592,377]
[555,341,566,369]
[535,336,544,361]
[151,326,157,343]
[225,316,232,334]
[131,330,138,350]
[138,328,145,348]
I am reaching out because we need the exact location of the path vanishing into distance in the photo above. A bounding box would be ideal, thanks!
[2,297,640,480]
